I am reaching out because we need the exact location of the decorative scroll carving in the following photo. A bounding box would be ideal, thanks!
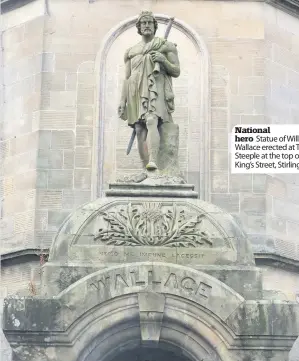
[94,202,213,247]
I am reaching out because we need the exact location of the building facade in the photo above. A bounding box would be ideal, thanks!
[1,0,299,360]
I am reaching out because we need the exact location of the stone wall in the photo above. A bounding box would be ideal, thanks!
[1,1,45,253]
[1,259,40,297]
[1,0,299,298]
[0,258,40,361]
[1,2,299,360]
[260,265,299,301]
[1,0,299,255]
[263,5,299,260]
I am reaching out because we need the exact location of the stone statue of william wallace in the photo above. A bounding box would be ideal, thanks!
[118,11,180,178]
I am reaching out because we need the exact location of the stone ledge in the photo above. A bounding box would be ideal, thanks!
[0,248,49,262]
[106,183,199,198]
[254,252,299,272]
[226,299,299,341]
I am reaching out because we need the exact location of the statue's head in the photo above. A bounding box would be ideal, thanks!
[136,11,158,36]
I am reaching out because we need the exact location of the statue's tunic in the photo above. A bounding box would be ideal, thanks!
[125,37,175,128]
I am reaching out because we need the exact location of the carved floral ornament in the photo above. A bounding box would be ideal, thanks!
[94,202,215,247]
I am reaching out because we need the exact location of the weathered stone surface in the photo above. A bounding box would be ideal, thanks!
[156,123,180,175]
[2,262,299,361]
[48,192,254,266]
[227,300,299,336]
[1,0,299,257]
[3,298,63,332]
[2,3,299,360]
[289,336,299,361]
[38,262,262,299]
[4,263,244,330]
[138,292,165,344]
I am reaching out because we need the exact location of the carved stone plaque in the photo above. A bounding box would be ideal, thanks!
[74,200,233,249]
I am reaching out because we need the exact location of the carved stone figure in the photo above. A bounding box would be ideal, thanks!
[118,11,183,184]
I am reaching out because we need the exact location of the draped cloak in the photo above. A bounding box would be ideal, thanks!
[124,37,175,128]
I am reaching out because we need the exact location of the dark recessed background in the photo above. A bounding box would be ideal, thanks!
[0,0,37,14]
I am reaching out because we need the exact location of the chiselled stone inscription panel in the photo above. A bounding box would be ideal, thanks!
[101,23,202,190]
[68,245,237,264]
[89,270,212,301]
[58,263,244,321]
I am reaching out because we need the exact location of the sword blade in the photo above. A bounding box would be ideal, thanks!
[126,128,136,155]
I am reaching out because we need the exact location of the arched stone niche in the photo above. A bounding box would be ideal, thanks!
[93,15,210,200]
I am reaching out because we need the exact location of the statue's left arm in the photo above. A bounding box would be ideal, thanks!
[150,43,180,78]
[163,43,180,78]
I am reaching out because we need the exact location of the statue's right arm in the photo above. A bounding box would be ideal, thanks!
[120,49,131,103]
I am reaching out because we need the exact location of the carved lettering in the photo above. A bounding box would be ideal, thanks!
[90,282,98,290]
[88,270,212,302]
[98,251,118,256]
[125,251,134,257]
[130,270,145,286]
[181,277,197,293]
[140,252,166,258]
[148,270,161,285]
[178,253,204,259]
[164,273,179,289]
[115,274,129,289]
[90,276,110,290]
[196,282,212,299]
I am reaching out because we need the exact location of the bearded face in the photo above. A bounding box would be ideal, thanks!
[139,15,155,36]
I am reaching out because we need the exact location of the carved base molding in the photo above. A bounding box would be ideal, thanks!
[106,182,198,198]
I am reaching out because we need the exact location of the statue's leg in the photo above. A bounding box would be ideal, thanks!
[135,123,149,168]
[145,113,159,170]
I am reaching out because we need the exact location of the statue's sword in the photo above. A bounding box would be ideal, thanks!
[126,17,175,156]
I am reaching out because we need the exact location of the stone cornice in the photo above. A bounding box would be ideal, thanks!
[254,252,299,272]
[268,0,299,18]
[2,0,299,19]
[0,248,49,263]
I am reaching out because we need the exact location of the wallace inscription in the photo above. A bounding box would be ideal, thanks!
[58,264,244,322]
[89,269,212,300]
